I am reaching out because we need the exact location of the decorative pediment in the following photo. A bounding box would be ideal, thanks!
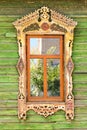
[13,6,77,33]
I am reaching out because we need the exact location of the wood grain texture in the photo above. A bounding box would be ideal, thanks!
[0,0,87,129]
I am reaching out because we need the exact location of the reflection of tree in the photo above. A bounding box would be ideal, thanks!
[30,59,43,96]
[30,47,60,96]
[47,59,60,96]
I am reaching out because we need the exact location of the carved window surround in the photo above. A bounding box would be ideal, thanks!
[13,6,77,120]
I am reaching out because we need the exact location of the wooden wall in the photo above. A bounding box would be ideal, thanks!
[0,0,87,129]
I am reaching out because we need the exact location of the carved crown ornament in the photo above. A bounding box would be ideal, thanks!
[13,6,77,120]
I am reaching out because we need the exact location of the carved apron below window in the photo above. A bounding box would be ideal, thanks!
[13,6,77,120]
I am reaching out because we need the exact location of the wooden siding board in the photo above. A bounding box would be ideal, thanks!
[0,0,87,129]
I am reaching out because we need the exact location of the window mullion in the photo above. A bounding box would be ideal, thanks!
[43,58,47,99]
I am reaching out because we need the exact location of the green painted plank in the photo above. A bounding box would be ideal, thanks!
[74,36,87,42]
[75,107,87,113]
[74,91,87,96]
[0,109,17,116]
[0,59,18,65]
[0,37,17,42]
[0,67,17,75]
[73,50,87,57]
[73,17,87,22]
[0,75,18,82]
[0,22,14,27]
[0,83,18,92]
[0,92,17,100]
[0,28,16,35]
[0,100,17,108]
[0,6,87,16]
[2,114,87,123]
[73,74,87,82]
[73,83,87,89]
[5,33,16,38]
[75,29,87,36]
[0,121,87,129]
[74,65,87,72]
[0,43,17,50]
[0,15,21,22]
[73,57,87,64]
[0,123,53,130]
[0,51,18,58]
[73,43,87,50]
[76,23,87,28]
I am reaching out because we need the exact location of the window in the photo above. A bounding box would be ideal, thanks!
[13,6,77,120]
[26,35,64,102]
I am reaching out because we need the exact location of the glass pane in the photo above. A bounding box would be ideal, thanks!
[30,38,60,55]
[30,59,43,96]
[47,59,60,96]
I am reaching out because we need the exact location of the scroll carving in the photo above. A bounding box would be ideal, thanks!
[13,6,77,120]
[50,23,67,32]
[23,23,40,32]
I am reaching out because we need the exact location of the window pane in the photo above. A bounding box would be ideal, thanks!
[30,38,60,55]
[30,59,43,96]
[47,59,60,96]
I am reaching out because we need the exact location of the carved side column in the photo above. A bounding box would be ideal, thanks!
[16,29,26,119]
[65,31,74,120]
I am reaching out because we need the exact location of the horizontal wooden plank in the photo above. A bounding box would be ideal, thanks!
[73,43,87,50]
[0,59,18,65]
[0,83,18,92]
[0,118,87,129]
[0,66,17,75]
[0,75,18,82]
[0,15,20,22]
[74,65,87,72]
[73,57,87,64]
[73,74,87,82]
[0,100,17,108]
[0,92,17,100]
[0,36,17,42]
[0,51,18,58]
[73,50,87,56]
[73,83,87,89]
[0,3,86,15]
[0,43,17,50]
[74,36,87,42]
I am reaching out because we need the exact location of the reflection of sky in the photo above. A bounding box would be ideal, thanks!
[30,38,38,49]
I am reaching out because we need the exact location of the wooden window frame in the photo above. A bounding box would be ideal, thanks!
[13,6,77,120]
[26,35,64,102]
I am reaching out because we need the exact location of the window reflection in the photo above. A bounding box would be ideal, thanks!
[47,59,60,96]
[30,59,43,96]
[30,38,60,55]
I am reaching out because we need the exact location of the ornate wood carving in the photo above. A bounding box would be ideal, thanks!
[26,104,65,117]
[13,6,77,120]
[17,57,24,75]
[50,23,67,32]
[23,23,40,32]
